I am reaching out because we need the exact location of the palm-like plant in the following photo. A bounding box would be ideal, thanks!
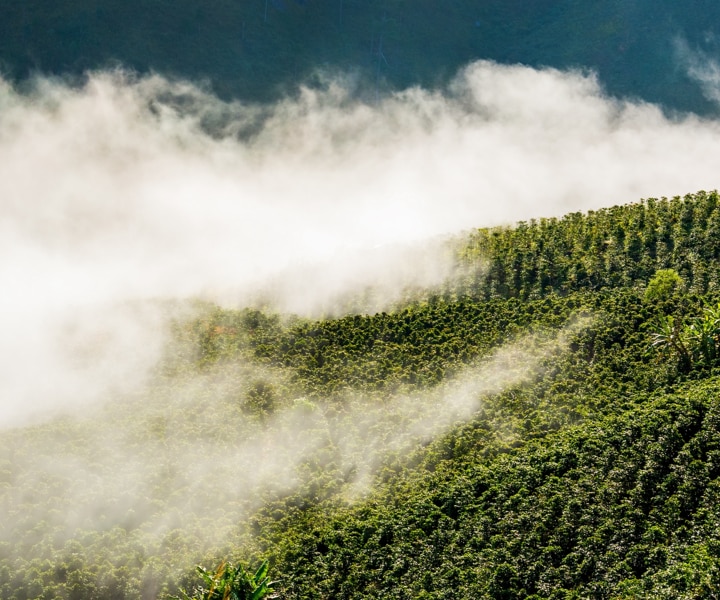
[649,314,691,371]
[170,560,277,600]
[649,304,720,371]
[687,303,720,366]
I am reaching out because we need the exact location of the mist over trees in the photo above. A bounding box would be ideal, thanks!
[4,191,720,598]
[5,2,720,598]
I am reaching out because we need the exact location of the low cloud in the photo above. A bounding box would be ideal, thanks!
[4,59,720,590]
[3,61,720,426]
[336,314,594,498]
[674,36,720,106]
[1,317,590,560]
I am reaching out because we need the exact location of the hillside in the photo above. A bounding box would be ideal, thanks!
[3,191,720,599]
[265,381,720,599]
[1,1,720,113]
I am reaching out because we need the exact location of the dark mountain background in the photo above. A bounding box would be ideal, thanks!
[2,0,720,112]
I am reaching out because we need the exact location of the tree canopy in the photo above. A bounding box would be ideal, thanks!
[4,191,720,599]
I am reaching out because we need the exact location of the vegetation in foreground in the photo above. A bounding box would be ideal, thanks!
[170,561,276,600]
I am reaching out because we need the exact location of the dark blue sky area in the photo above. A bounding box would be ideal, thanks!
[2,0,720,113]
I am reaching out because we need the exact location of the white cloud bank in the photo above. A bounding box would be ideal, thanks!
[2,61,720,426]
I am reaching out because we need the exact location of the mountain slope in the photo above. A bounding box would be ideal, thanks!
[266,379,720,599]
[5,191,720,599]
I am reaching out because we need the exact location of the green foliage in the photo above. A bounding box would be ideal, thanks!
[650,314,692,372]
[6,189,720,599]
[458,191,720,300]
[265,380,720,598]
[650,303,720,372]
[645,269,683,303]
[170,561,276,600]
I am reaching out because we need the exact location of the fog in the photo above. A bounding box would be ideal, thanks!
[1,316,589,565]
[3,61,720,426]
[4,57,720,591]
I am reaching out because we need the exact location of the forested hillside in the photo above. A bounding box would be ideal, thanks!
[460,190,720,299]
[4,191,720,599]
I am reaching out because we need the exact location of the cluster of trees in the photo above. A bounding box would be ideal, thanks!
[4,190,720,599]
[458,191,720,300]
[264,381,720,599]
